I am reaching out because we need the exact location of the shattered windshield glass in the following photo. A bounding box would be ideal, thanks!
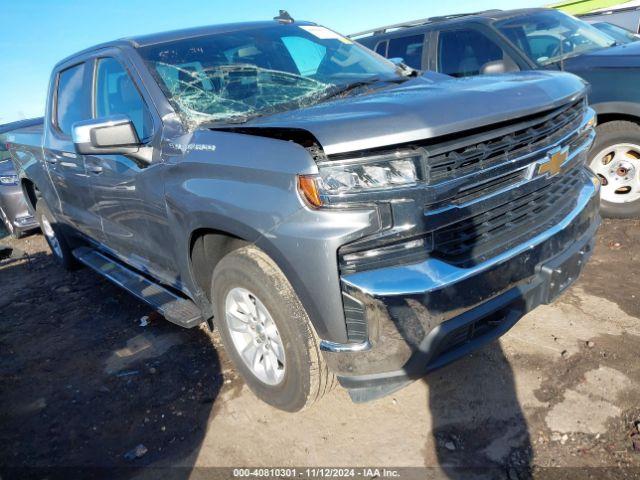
[138,24,402,128]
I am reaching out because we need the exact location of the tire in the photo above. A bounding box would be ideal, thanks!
[589,121,640,218]
[35,201,77,270]
[212,245,335,412]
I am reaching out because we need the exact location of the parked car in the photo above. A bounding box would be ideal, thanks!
[578,4,640,34]
[591,21,640,44]
[8,15,599,411]
[0,118,41,238]
[356,8,640,218]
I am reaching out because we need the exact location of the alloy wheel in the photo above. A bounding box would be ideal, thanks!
[590,143,640,204]
[224,287,286,386]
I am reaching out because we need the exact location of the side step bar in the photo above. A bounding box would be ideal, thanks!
[72,247,203,328]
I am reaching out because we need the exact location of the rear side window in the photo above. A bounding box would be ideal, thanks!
[55,63,89,136]
[387,34,425,69]
[95,57,152,140]
[437,28,511,77]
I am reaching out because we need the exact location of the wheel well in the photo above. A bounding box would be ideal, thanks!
[21,179,38,213]
[597,113,640,127]
[189,229,249,300]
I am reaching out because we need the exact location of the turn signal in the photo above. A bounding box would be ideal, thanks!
[298,175,323,208]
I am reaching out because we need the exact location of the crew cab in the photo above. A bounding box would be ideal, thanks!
[356,8,640,217]
[7,15,599,410]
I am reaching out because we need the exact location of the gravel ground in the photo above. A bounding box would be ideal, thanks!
[0,219,639,479]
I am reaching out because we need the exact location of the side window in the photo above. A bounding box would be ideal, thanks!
[374,40,388,56]
[387,34,425,69]
[95,57,152,140]
[281,36,327,76]
[55,63,89,136]
[438,28,516,77]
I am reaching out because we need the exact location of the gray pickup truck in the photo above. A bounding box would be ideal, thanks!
[7,15,600,411]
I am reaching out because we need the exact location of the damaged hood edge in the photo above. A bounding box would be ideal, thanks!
[213,71,588,156]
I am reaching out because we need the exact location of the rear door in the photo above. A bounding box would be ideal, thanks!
[44,61,102,239]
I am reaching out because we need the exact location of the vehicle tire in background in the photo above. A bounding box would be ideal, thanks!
[212,245,335,412]
[35,201,77,269]
[589,121,640,218]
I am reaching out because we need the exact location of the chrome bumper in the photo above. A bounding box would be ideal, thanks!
[320,167,600,398]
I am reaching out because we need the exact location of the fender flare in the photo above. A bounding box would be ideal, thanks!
[591,101,640,121]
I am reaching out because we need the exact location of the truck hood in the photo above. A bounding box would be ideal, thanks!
[233,71,587,155]
[564,42,640,69]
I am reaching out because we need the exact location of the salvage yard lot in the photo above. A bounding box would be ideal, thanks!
[1,219,639,478]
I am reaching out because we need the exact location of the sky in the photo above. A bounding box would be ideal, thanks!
[0,0,546,124]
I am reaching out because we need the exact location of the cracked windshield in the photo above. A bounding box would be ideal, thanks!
[139,24,403,127]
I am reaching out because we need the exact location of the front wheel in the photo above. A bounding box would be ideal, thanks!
[35,201,77,269]
[212,245,335,412]
[589,121,640,218]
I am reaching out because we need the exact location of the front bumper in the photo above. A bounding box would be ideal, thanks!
[321,168,600,402]
[0,185,37,233]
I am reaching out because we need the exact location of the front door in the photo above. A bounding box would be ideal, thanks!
[84,55,176,283]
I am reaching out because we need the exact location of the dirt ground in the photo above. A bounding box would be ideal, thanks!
[1,219,639,479]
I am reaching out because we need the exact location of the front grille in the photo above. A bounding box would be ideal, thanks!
[337,97,591,275]
[426,98,585,184]
[431,166,585,267]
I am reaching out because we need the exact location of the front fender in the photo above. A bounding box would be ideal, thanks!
[161,129,381,343]
[591,100,640,119]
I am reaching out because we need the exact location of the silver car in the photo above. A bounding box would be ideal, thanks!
[0,119,40,238]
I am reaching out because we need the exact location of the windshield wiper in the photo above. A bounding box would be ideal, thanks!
[318,76,408,103]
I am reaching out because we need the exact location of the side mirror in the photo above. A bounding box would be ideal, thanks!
[72,115,151,163]
[480,59,518,75]
[388,57,405,66]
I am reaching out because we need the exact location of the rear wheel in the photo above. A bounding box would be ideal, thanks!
[212,245,334,411]
[589,121,640,218]
[35,202,77,269]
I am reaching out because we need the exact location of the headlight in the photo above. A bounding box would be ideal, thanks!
[298,150,422,207]
[0,175,18,186]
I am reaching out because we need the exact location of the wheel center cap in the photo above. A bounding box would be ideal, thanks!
[611,160,634,179]
[617,166,629,177]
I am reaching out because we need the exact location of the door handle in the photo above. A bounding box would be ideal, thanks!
[87,165,103,174]
[45,157,58,164]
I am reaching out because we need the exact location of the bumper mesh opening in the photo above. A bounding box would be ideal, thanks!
[429,306,513,363]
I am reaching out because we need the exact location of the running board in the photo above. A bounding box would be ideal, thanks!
[72,247,203,328]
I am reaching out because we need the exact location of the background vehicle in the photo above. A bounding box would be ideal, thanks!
[356,8,640,218]
[8,17,598,411]
[0,118,41,238]
[578,3,640,33]
[592,21,640,43]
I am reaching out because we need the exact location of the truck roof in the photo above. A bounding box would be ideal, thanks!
[55,20,317,68]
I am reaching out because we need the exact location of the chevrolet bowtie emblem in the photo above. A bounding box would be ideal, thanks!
[537,147,568,177]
